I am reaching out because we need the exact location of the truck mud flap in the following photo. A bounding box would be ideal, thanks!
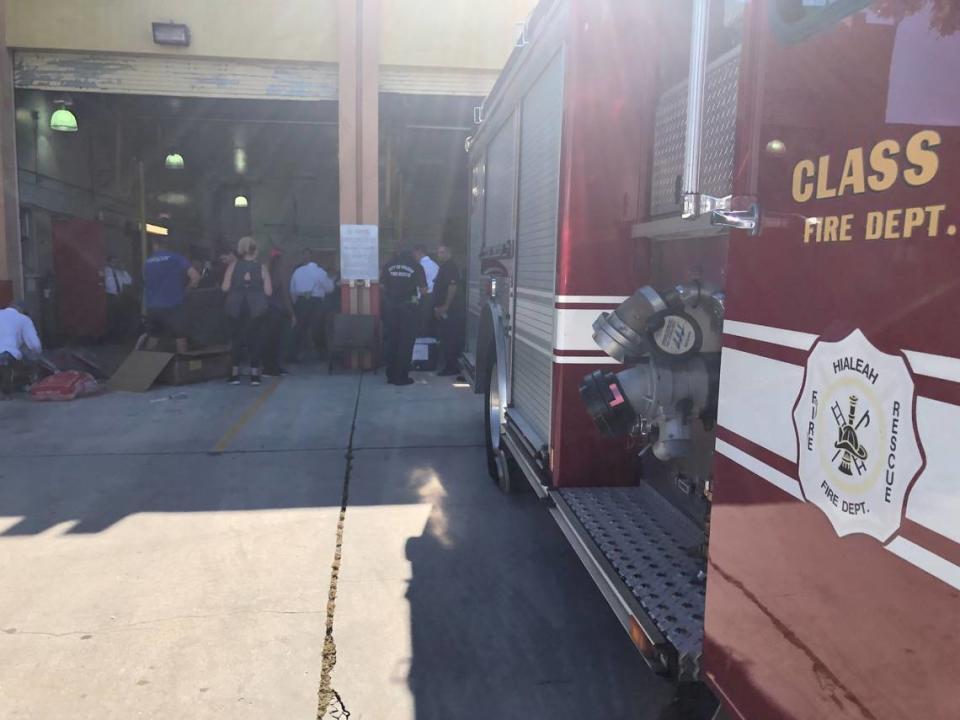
[459,353,477,391]
[502,415,550,499]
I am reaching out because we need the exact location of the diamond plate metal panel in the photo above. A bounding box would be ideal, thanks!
[650,47,741,218]
[558,485,706,679]
[701,48,741,201]
[650,81,687,219]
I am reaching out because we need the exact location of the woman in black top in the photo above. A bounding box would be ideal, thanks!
[221,236,272,385]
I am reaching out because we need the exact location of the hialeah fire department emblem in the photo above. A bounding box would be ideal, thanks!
[793,330,922,542]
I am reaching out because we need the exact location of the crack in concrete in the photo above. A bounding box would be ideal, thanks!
[316,373,363,720]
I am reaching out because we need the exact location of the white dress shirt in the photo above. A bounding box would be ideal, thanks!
[105,267,133,296]
[420,256,439,293]
[0,307,42,360]
[289,262,335,299]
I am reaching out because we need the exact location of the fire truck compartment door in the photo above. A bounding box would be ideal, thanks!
[706,4,960,720]
[510,50,564,450]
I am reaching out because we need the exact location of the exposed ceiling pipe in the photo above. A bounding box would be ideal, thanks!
[133,115,338,127]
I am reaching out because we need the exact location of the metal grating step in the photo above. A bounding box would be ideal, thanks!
[558,484,706,677]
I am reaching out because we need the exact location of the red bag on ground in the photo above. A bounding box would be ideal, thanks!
[30,370,101,401]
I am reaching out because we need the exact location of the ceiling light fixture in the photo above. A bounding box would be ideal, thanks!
[234,147,247,174]
[157,192,190,206]
[144,223,169,236]
[152,22,191,47]
[234,194,249,208]
[165,151,185,170]
[50,100,78,133]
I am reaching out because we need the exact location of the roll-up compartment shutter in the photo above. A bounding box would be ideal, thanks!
[511,50,563,450]
[483,114,518,253]
[465,158,486,360]
[468,113,517,370]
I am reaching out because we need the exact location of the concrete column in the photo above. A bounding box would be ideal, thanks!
[338,0,379,228]
[338,0,380,368]
[0,0,23,304]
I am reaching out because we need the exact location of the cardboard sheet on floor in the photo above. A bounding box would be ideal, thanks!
[108,351,174,393]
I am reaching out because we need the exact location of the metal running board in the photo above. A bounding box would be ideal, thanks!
[555,485,707,680]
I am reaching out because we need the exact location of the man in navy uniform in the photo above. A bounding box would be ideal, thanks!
[432,244,465,376]
[381,244,428,386]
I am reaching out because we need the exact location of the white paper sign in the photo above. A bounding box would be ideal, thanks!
[340,225,379,282]
[411,342,429,362]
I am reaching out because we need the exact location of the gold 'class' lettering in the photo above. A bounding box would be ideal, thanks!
[837,147,866,196]
[904,129,941,187]
[868,139,900,192]
[816,155,838,199]
[792,160,816,203]
[792,130,941,202]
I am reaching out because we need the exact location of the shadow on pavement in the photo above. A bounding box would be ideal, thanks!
[0,451,349,535]
[366,447,675,720]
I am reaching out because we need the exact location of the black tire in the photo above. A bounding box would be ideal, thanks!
[483,353,524,493]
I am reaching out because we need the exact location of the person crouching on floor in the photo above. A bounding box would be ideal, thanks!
[0,300,42,397]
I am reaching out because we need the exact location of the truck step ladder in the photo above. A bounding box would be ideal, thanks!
[554,484,706,679]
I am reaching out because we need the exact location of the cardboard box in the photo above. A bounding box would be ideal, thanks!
[158,346,231,386]
[412,337,438,371]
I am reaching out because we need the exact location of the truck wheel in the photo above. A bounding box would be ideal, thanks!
[483,356,519,493]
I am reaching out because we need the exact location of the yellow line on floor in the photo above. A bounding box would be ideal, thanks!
[209,378,283,454]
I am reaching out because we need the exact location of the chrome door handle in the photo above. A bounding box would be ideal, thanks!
[711,204,759,235]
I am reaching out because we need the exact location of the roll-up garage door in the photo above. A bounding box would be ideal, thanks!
[511,51,563,450]
[379,66,499,97]
[13,51,338,100]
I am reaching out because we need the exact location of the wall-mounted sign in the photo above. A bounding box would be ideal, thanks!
[340,224,379,282]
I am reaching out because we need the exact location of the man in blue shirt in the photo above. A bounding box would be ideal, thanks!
[142,236,200,354]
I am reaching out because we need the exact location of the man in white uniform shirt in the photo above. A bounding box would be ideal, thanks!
[104,256,134,339]
[413,244,439,337]
[105,256,133,296]
[289,249,335,360]
[0,301,42,396]
[413,245,438,292]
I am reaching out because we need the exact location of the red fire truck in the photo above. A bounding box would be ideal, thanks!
[462,0,960,717]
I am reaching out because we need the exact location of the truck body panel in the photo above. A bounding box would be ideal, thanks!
[465,1,960,717]
[706,3,960,718]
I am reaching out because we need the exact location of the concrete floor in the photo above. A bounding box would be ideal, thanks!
[0,367,672,719]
